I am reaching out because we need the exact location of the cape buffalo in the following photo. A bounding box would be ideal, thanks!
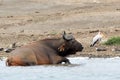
[6,31,83,66]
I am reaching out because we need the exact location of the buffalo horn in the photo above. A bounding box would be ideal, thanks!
[63,31,73,41]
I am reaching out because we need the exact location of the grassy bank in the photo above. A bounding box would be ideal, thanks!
[104,36,120,45]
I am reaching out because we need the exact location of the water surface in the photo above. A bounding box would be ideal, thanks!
[0,57,120,80]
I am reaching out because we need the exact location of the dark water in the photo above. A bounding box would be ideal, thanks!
[0,57,120,80]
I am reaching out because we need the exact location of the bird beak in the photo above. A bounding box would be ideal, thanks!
[102,34,105,38]
[100,32,105,38]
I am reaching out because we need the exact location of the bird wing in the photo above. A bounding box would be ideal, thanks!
[90,35,101,47]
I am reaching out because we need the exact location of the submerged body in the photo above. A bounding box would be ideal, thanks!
[6,32,83,66]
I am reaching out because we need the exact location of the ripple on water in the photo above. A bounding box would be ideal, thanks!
[0,57,120,80]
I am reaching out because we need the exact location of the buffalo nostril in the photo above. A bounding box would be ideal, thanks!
[82,47,84,50]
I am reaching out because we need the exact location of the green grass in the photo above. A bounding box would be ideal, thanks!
[104,36,120,45]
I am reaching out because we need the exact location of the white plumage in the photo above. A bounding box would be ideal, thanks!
[90,31,104,47]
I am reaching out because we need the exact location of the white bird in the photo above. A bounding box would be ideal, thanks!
[90,31,104,47]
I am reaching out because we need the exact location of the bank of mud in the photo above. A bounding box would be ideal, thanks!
[0,0,120,58]
[0,29,120,58]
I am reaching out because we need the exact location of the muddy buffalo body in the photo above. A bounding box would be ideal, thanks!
[6,32,83,66]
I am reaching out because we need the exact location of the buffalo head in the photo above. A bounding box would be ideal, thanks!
[58,31,84,56]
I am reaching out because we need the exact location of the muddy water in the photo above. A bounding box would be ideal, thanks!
[0,57,120,80]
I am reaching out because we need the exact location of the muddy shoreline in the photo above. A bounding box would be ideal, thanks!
[0,0,120,58]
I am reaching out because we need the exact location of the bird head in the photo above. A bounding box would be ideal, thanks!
[98,31,105,38]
